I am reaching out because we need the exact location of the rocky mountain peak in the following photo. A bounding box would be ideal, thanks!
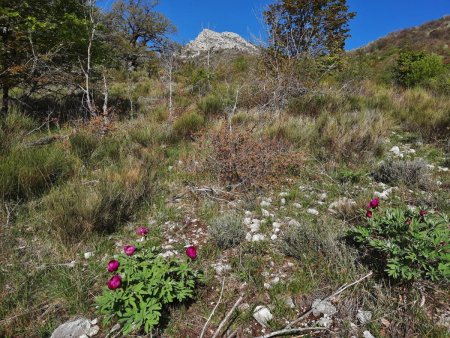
[185,28,258,55]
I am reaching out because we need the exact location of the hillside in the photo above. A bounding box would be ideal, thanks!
[1,2,449,338]
[357,16,450,62]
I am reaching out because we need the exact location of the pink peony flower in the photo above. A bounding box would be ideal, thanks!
[107,275,122,290]
[366,210,373,218]
[136,226,149,236]
[107,260,120,272]
[124,245,136,256]
[185,246,197,260]
[368,198,380,209]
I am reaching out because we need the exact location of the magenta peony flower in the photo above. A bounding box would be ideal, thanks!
[136,226,149,236]
[368,198,380,209]
[366,210,373,218]
[185,246,197,260]
[107,260,120,272]
[419,210,427,217]
[124,245,136,256]
[107,275,122,290]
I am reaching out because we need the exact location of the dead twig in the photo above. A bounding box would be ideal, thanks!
[286,271,373,329]
[255,327,329,338]
[200,277,226,338]
[211,295,244,338]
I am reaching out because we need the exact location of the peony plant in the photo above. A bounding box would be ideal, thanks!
[96,229,203,335]
[348,200,449,282]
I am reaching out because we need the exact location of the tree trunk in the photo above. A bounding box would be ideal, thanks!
[1,85,9,115]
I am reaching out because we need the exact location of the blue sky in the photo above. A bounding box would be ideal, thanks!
[99,0,449,50]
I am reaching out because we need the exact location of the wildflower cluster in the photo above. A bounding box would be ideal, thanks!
[348,200,449,282]
[97,227,202,335]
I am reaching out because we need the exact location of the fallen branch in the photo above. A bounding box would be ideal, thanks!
[199,277,226,338]
[211,295,244,338]
[25,135,62,147]
[286,271,373,329]
[255,326,329,338]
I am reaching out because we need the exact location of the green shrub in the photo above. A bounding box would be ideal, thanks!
[287,92,344,116]
[394,51,444,87]
[197,94,225,117]
[172,112,204,139]
[96,245,202,335]
[0,146,76,200]
[373,159,430,189]
[209,214,246,249]
[347,208,449,281]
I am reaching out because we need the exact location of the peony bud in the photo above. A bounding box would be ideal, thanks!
[366,210,373,218]
[107,260,120,272]
[185,246,197,260]
[124,245,136,256]
[107,275,122,290]
[136,226,149,236]
[419,210,427,217]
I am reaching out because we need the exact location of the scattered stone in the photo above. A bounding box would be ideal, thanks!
[261,209,270,217]
[252,234,265,242]
[261,201,271,208]
[316,315,333,328]
[357,310,373,324]
[272,222,282,229]
[83,252,94,259]
[312,299,337,317]
[245,233,252,241]
[293,203,302,209]
[284,296,295,309]
[87,325,99,337]
[281,198,286,205]
[438,166,449,172]
[270,234,278,241]
[159,251,175,258]
[253,306,273,327]
[307,208,319,216]
[244,217,252,225]
[50,318,92,338]
[211,263,231,275]
[389,146,403,157]
[279,192,289,197]
[318,193,328,201]
[363,331,375,338]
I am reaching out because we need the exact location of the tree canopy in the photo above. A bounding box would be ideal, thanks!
[264,0,355,58]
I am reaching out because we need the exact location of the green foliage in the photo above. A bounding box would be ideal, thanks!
[347,208,449,281]
[0,146,76,200]
[208,213,246,249]
[197,94,225,117]
[172,112,205,139]
[394,51,445,87]
[96,245,202,335]
[264,0,355,57]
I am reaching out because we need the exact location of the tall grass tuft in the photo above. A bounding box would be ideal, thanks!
[0,146,76,200]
